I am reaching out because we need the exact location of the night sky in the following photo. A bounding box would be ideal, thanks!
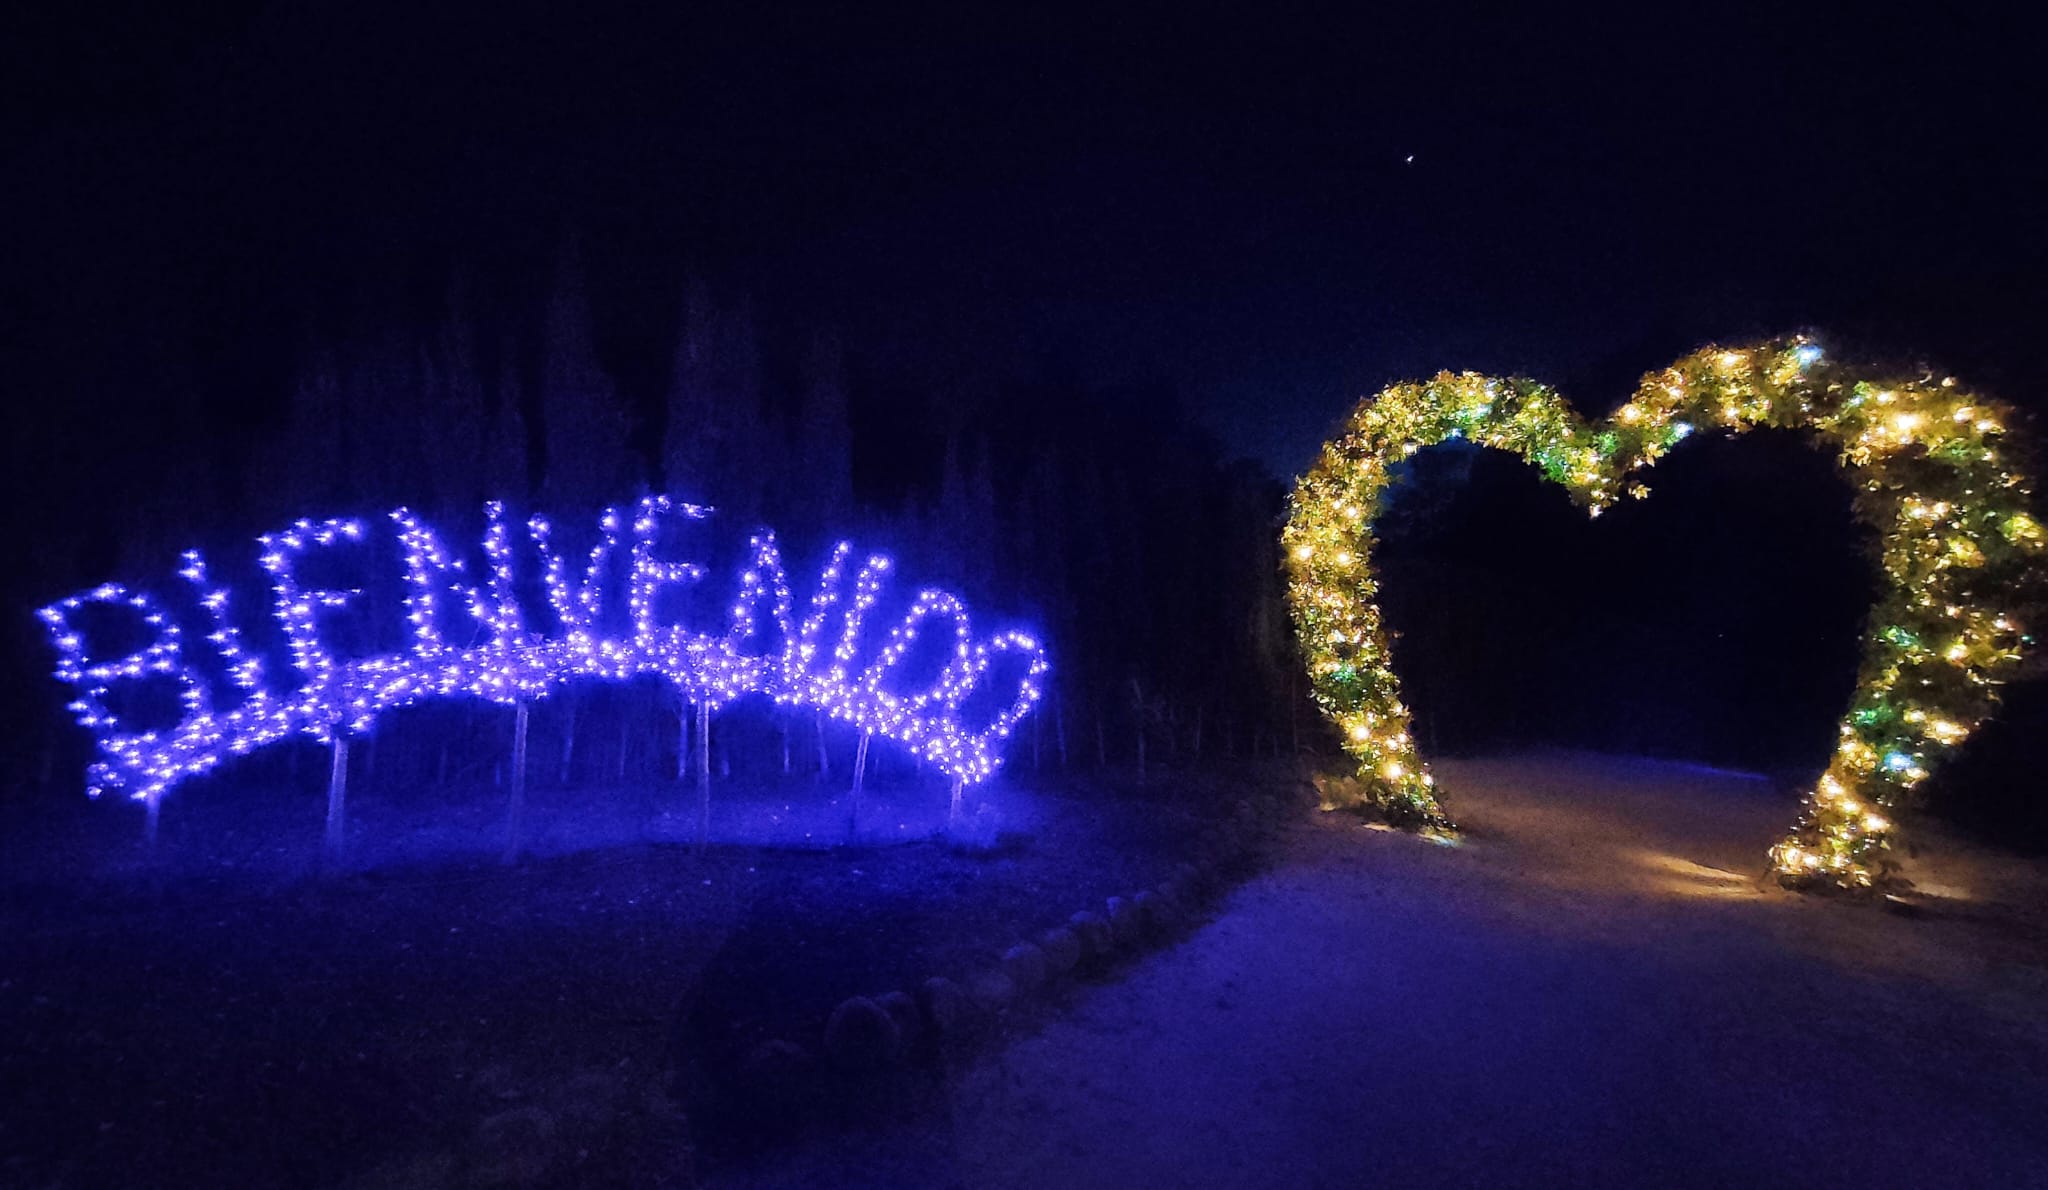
[7,4,2042,484]
[9,15,2048,1180]
[4,4,2046,781]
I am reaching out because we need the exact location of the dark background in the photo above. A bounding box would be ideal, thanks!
[2,3,2043,837]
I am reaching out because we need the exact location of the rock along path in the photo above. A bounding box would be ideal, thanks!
[727,752,2048,1189]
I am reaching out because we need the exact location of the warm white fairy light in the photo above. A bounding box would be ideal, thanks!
[40,497,1049,803]
[1286,336,2044,888]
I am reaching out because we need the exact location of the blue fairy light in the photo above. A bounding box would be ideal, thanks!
[39,496,1050,804]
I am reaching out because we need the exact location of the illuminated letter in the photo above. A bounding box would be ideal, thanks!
[37,584,210,795]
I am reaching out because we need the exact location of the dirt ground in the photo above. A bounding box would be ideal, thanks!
[0,768,1237,1189]
[728,752,2048,1189]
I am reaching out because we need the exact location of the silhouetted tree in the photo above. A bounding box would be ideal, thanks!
[539,241,637,510]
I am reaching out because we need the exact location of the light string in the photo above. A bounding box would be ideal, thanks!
[41,499,1049,803]
[1284,337,2043,888]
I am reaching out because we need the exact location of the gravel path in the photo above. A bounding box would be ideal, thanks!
[728,752,2048,1189]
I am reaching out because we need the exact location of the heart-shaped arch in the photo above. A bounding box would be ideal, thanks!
[1283,337,2044,889]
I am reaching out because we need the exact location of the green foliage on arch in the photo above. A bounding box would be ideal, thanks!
[1284,337,2044,888]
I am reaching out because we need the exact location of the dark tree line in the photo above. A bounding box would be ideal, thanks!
[15,236,2048,854]
[1371,434,1878,774]
[13,244,1301,798]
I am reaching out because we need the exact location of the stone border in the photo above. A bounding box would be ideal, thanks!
[733,786,1301,1102]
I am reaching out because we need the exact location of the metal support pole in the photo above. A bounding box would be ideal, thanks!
[325,736,350,864]
[850,730,871,840]
[503,699,529,865]
[695,701,712,854]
